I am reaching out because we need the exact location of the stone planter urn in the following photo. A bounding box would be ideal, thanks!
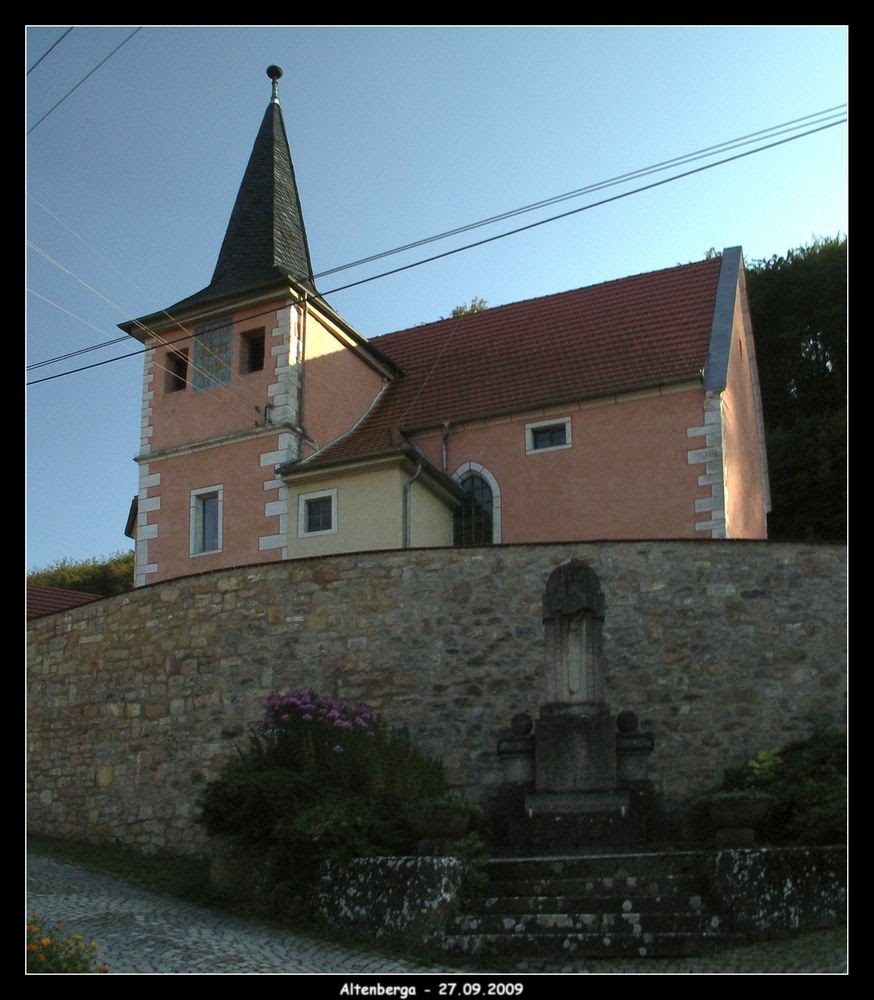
[709,793,773,847]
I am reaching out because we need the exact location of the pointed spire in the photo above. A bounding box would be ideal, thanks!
[180,67,316,308]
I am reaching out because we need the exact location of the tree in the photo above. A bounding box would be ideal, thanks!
[27,549,135,598]
[446,297,488,318]
[746,237,846,541]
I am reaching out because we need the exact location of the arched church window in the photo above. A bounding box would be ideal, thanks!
[454,474,494,546]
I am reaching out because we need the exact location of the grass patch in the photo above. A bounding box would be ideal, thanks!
[28,835,212,904]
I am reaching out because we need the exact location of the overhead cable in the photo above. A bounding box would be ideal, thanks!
[27,116,846,386]
[26,27,74,75]
[27,27,142,135]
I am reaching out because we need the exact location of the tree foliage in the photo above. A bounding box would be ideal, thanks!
[28,549,135,597]
[447,297,488,318]
[720,728,846,846]
[746,237,846,541]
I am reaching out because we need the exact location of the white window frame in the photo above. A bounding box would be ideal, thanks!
[189,485,223,556]
[525,416,572,454]
[451,462,502,543]
[298,488,338,538]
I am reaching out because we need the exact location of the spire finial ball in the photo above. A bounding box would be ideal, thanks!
[266,65,283,81]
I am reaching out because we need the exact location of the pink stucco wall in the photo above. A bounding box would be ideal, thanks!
[411,387,712,541]
[148,302,283,454]
[142,435,284,583]
[300,315,386,457]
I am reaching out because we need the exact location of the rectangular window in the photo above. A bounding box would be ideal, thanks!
[240,328,265,373]
[298,489,338,538]
[525,417,572,454]
[164,349,188,393]
[190,486,223,555]
[192,320,233,391]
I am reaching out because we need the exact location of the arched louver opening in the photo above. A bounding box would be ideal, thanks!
[453,474,494,546]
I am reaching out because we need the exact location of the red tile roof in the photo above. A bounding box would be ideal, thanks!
[305,256,722,467]
[27,585,103,620]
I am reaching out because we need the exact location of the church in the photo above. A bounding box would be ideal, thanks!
[122,67,770,589]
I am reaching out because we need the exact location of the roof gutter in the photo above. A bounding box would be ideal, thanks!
[118,280,298,340]
[397,374,704,436]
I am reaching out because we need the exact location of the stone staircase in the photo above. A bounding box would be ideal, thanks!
[442,851,743,965]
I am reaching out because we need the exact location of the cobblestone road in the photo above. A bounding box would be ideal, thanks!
[27,855,847,975]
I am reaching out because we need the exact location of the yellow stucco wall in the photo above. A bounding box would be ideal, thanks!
[410,473,455,547]
[301,309,386,456]
[286,462,453,558]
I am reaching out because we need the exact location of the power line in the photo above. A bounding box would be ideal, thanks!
[26,288,129,367]
[27,106,846,372]
[25,240,268,419]
[27,115,846,386]
[313,105,847,281]
[26,195,274,402]
[319,118,846,298]
[27,27,142,136]
[26,27,74,76]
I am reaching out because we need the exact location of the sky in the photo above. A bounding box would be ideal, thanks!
[25,25,847,572]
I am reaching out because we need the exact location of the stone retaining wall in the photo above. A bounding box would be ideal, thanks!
[710,846,847,937]
[27,540,846,855]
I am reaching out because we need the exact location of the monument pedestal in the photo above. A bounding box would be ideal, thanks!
[496,560,659,853]
[534,702,617,792]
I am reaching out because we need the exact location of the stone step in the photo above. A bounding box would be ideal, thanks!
[441,930,743,961]
[468,892,714,915]
[447,851,733,962]
[448,910,723,936]
[485,851,710,881]
[471,873,708,898]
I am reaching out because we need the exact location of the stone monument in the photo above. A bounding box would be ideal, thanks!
[497,559,655,851]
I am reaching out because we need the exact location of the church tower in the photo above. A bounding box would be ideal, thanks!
[122,67,396,586]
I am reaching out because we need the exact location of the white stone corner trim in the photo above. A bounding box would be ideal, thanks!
[259,484,290,555]
[134,463,160,587]
[267,304,299,427]
[687,392,727,539]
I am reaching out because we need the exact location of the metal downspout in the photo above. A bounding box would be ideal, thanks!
[402,461,424,548]
[298,295,308,459]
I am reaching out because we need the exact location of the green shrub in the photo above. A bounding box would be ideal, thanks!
[200,692,456,905]
[718,728,846,845]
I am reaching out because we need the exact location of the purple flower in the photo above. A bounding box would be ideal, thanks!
[302,714,312,721]
[332,745,344,753]
[280,714,289,722]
